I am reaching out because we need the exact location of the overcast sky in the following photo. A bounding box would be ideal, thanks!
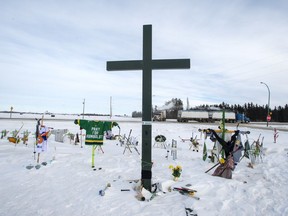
[1,0,287,115]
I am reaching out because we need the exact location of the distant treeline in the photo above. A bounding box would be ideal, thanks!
[197,102,288,122]
[132,99,288,122]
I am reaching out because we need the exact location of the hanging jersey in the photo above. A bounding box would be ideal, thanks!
[76,120,116,145]
[39,126,49,141]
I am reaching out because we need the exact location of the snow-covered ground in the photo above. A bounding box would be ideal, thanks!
[0,116,288,216]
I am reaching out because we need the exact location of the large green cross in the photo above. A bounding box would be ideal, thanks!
[107,25,190,191]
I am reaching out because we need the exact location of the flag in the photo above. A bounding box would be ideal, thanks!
[244,140,250,159]
[203,141,207,161]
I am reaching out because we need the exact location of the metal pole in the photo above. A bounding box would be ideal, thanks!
[82,99,85,119]
[81,99,85,148]
[260,82,270,127]
[110,96,112,119]
[10,106,13,119]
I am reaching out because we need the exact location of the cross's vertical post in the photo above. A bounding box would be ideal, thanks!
[141,25,152,190]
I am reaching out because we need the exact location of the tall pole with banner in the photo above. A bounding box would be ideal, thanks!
[260,82,270,127]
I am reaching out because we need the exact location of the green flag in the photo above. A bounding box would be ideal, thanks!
[203,140,207,161]
[244,140,250,158]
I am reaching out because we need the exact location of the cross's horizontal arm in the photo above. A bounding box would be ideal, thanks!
[107,60,143,71]
[107,59,190,71]
[152,59,190,70]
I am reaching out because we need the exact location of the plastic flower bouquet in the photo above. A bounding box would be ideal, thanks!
[169,165,182,181]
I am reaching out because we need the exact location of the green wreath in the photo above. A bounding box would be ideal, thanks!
[155,135,166,142]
